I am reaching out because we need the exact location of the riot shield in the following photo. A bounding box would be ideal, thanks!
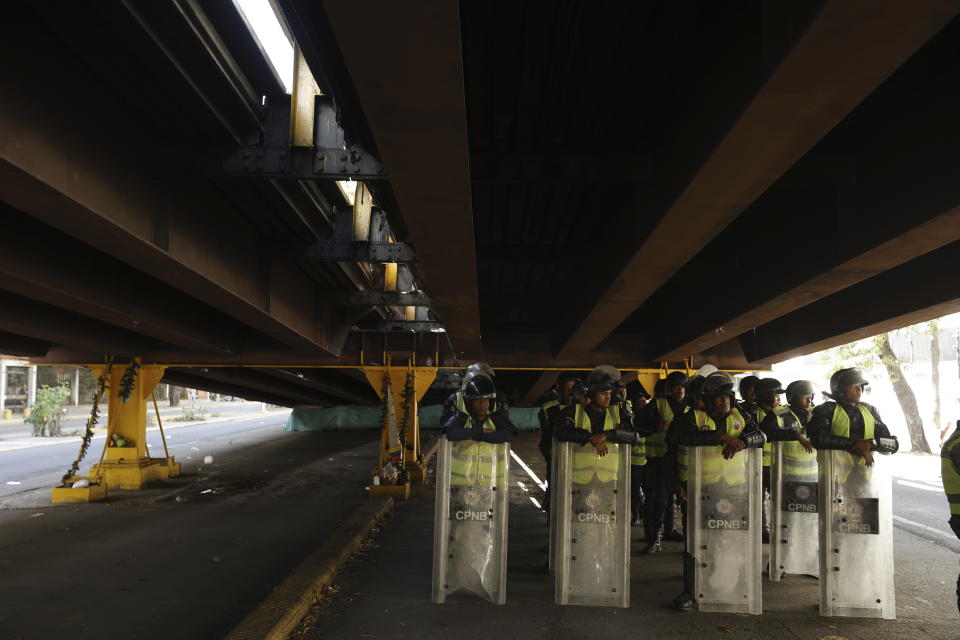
[818,450,895,619]
[769,441,819,580]
[548,436,559,575]
[687,446,762,614]
[554,441,631,607]
[431,436,510,604]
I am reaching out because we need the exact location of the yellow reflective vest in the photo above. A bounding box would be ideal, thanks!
[572,404,621,484]
[829,403,876,468]
[756,406,776,468]
[680,407,748,486]
[450,394,505,486]
[644,397,674,459]
[941,429,960,516]
[780,409,818,478]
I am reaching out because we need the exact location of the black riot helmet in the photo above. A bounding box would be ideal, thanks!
[586,365,620,395]
[653,379,666,397]
[461,362,495,391]
[664,371,688,393]
[463,375,497,401]
[686,375,707,409]
[755,378,785,407]
[557,370,582,385]
[703,372,737,400]
[624,379,649,401]
[786,380,816,405]
[739,375,760,396]
[829,368,869,398]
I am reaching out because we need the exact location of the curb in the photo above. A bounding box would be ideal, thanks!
[225,496,394,640]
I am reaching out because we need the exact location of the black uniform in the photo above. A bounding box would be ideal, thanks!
[554,402,636,444]
[806,400,893,448]
[635,397,684,546]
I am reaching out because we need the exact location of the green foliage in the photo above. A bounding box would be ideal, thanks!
[60,362,110,486]
[25,383,71,437]
[817,335,880,374]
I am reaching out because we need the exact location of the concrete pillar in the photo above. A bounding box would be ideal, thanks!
[27,366,37,407]
[0,361,7,413]
[72,368,80,405]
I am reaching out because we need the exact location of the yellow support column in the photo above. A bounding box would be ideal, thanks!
[363,364,437,499]
[88,361,181,489]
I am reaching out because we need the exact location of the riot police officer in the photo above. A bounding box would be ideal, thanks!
[670,372,765,611]
[433,373,515,604]
[807,368,898,464]
[441,375,516,443]
[941,419,960,613]
[754,378,784,543]
[624,380,650,525]
[762,380,818,579]
[635,371,687,553]
[553,366,640,607]
[555,366,638,448]
[538,371,582,512]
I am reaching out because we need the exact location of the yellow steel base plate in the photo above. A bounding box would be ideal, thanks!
[51,478,108,504]
[369,483,411,500]
[89,456,180,490]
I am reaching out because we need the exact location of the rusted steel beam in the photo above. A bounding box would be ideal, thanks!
[0,21,338,357]
[553,0,960,361]
[285,0,483,359]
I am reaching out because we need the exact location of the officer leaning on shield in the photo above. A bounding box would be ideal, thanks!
[432,364,900,619]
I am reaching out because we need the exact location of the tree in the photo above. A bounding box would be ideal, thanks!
[25,383,71,437]
[169,384,180,407]
[876,332,931,454]
[929,320,942,437]
[819,328,932,453]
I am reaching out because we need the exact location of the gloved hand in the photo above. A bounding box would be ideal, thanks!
[874,436,899,454]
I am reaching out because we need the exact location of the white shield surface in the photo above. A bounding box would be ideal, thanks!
[818,449,895,618]
[431,436,510,604]
[770,441,819,580]
[687,446,762,614]
[549,436,559,574]
[554,441,630,607]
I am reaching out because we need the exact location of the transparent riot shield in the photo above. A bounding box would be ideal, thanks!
[818,450,895,619]
[687,446,762,614]
[770,441,819,580]
[548,436,559,575]
[554,441,631,607]
[432,436,510,604]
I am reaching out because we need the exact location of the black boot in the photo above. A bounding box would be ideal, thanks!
[673,552,697,611]
[665,528,684,542]
[640,528,662,554]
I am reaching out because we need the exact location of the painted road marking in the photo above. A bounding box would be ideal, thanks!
[893,515,956,541]
[510,450,546,491]
[897,479,942,492]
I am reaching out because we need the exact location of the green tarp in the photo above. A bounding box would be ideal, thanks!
[284,404,541,432]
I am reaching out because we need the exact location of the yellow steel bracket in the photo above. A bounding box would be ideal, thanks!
[85,359,180,490]
[362,358,437,500]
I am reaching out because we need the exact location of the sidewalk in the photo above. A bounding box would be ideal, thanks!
[296,433,959,640]
[0,401,279,452]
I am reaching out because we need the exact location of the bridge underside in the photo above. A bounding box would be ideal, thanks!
[3,1,960,405]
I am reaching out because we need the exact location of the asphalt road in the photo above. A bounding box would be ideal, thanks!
[0,409,292,501]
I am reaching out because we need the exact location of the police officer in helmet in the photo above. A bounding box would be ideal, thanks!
[807,368,898,464]
[538,371,583,511]
[669,371,765,610]
[555,366,640,453]
[635,371,688,553]
[754,378,785,543]
[441,374,516,443]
